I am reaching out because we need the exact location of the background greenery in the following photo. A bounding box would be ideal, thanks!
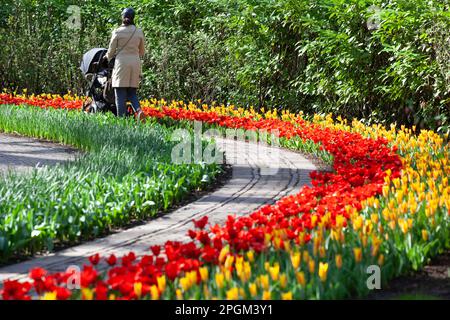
[0,0,449,132]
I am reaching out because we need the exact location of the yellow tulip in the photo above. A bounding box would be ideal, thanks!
[388,220,396,230]
[308,260,315,273]
[311,215,318,228]
[226,287,239,300]
[336,215,346,228]
[290,252,301,269]
[203,285,210,298]
[398,218,409,234]
[82,288,94,301]
[335,254,343,269]
[150,285,160,300]
[281,292,293,300]
[422,229,429,241]
[298,232,306,245]
[319,246,326,258]
[215,273,225,289]
[246,250,255,262]
[303,250,310,263]
[296,272,306,287]
[242,262,252,282]
[280,274,287,289]
[331,230,339,242]
[353,248,362,263]
[284,240,291,252]
[318,262,329,282]
[134,282,143,298]
[362,235,368,248]
[262,290,271,300]
[180,277,191,291]
[382,185,389,198]
[249,283,257,296]
[364,220,374,235]
[199,267,209,282]
[188,270,198,285]
[260,275,270,290]
[219,246,229,263]
[224,255,235,269]
[41,291,57,300]
[378,254,385,266]
[352,215,364,231]
[264,233,272,246]
[157,275,166,292]
[371,243,380,257]
[269,264,280,281]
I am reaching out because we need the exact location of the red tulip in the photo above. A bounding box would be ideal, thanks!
[193,216,209,230]
[106,254,117,266]
[165,261,179,281]
[80,265,98,288]
[29,267,47,281]
[150,245,161,256]
[188,229,197,239]
[95,281,109,300]
[1,280,32,300]
[121,252,136,267]
[56,287,72,300]
[89,254,100,266]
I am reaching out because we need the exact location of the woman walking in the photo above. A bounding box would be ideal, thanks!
[106,8,145,118]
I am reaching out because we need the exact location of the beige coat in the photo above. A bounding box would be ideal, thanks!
[106,25,145,88]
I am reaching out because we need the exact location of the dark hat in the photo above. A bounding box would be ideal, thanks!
[121,8,135,19]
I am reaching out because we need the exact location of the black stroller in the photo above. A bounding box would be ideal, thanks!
[80,48,116,114]
[80,48,138,117]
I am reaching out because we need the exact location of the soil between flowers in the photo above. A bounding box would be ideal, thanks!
[368,250,450,300]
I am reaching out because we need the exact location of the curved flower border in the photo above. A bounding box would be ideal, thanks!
[0,92,448,300]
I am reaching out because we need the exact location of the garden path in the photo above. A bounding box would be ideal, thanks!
[0,133,77,175]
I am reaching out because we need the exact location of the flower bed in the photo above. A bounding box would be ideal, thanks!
[0,102,221,261]
[0,92,449,300]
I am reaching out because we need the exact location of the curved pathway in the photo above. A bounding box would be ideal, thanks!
[0,137,317,282]
[0,133,77,175]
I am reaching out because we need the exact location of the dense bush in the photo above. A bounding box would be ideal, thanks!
[0,0,449,132]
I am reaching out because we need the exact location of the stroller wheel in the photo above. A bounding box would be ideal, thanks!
[82,98,98,113]
[82,98,93,113]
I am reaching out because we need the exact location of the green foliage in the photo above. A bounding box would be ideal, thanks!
[1,0,449,132]
[0,104,221,260]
